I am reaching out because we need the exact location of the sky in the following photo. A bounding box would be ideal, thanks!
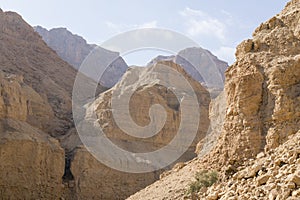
[0,0,290,65]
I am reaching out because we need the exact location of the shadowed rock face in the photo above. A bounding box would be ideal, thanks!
[34,26,128,88]
[148,47,228,97]
[34,26,94,69]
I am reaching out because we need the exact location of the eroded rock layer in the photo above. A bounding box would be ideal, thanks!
[127,1,300,199]
[0,72,65,199]
[72,60,210,199]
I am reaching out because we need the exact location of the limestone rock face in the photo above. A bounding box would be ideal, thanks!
[34,26,128,88]
[0,118,65,199]
[209,0,300,165]
[0,10,106,137]
[0,72,54,132]
[177,47,228,89]
[0,72,65,198]
[127,1,300,199]
[71,146,158,200]
[93,61,210,154]
[34,26,94,69]
[0,10,75,199]
[71,60,210,199]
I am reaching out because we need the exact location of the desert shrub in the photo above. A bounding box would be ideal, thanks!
[186,170,218,195]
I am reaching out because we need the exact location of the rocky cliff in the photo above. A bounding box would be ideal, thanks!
[71,60,210,199]
[207,0,300,167]
[0,9,98,199]
[0,8,211,199]
[0,72,65,199]
[34,26,128,88]
[128,1,300,199]
[0,10,78,137]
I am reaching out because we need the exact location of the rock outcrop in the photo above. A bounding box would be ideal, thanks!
[72,60,210,199]
[34,26,94,69]
[0,71,65,198]
[207,0,300,167]
[0,9,85,198]
[0,10,77,137]
[70,146,158,200]
[34,26,128,88]
[127,1,300,199]
[0,72,54,133]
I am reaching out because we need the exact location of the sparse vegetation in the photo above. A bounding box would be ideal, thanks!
[186,170,218,195]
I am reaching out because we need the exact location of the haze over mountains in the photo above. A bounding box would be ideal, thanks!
[34,25,228,93]
[0,1,299,199]
[34,26,128,88]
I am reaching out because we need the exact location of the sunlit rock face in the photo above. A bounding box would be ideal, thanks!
[71,60,210,199]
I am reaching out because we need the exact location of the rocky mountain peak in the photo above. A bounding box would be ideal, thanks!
[148,47,228,98]
[34,26,128,88]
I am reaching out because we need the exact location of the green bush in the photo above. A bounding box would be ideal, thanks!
[186,170,218,195]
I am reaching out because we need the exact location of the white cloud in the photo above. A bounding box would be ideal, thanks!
[180,7,206,17]
[213,46,236,64]
[105,21,157,33]
[180,7,227,42]
[139,21,158,28]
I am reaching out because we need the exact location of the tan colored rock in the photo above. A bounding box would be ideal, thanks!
[0,72,65,199]
[71,146,158,200]
[0,118,65,199]
[287,174,300,186]
[206,192,218,200]
[256,174,270,186]
[127,1,300,199]
[0,9,106,137]
[93,61,210,154]
[204,0,300,167]
[0,72,54,132]
[73,60,210,199]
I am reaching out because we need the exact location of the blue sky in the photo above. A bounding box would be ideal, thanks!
[1,0,290,65]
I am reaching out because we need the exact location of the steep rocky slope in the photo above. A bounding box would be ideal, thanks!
[0,72,65,199]
[34,26,128,87]
[0,9,99,199]
[197,131,300,200]
[71,60,210,199]
[34,26,94,69]
[0,10,77,137]
[128,1,300,199]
